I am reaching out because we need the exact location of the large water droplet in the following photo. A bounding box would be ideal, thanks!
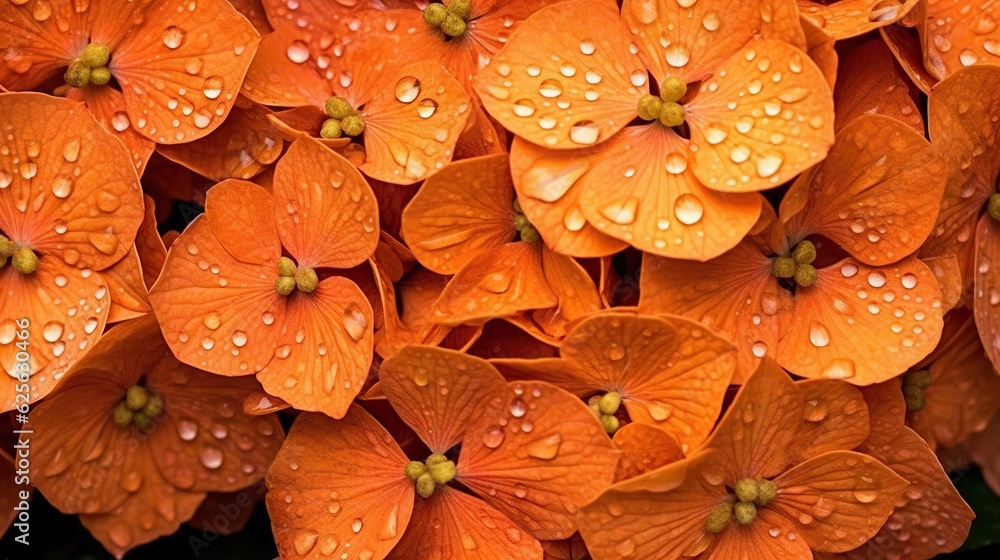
[809,322,830,348]
[163,26,185,49]
[526,434,562,460]
[673,193,704,225]
[569,120,599,145]
[394,76,421,103]
[286,40,310,63]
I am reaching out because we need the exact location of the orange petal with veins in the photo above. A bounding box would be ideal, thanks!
[771,450,908,553]
[686,40,835,192]
[834,37,923,133]
[381,346,508,454]
[613,423,685,482]
[792,380,870,464]
[457,380,618,540]
[272,138,380,269]
[401,154,516,275]
[387,485,544,560]
[476,0,646,150]
[781,115,946,266]
[267,407,413,560]
[510,137,629,258]
[577,125,762,260]
[797,0,921,40]
[433,241,559,326]
[102,246,152,323]
[777,257,944,384]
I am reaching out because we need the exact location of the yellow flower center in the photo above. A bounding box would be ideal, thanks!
[321,96,365,139]
[704,478,778,532]
[771,240,817,288]
[988,193,1000,222]
[405,453,457,498]
[64,43,112,88]
[588,391,623,435]
[513,198,541,244]
[902,369,931,412]
[638,77,689,127]
[112,385,164,430]
[275,256,318,295]
[1,236,38,275]
[424,0,472,38]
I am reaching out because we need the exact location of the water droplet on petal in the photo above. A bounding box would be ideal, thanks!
[163,26,185,49]
[394,76,421,103]
[809,322,830,348]
[673,193,704,225]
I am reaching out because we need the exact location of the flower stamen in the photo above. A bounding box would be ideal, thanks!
[112,384,164,429]
[424,0,472,38]
[64,43,112,88]
[902,369,931,412]
[588,391,623,434]
[771,240,817,287]
[513,198,541,244]
[405,453,457,498]
[321,96,366,139]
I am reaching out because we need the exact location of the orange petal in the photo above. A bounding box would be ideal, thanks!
[375,267,454,358]
[577,451,726,560]
[579,125,763,260]
[922,64,1000,282]
[387,485,544,560]
[187,484,266,536]
[381,346,509,454]
[702,359,803,480]
[639,242,793,384]
[834,37,923,134]
[0,260,110,413]
[541,534,590,560]
[705,507,812,559]
[797,0,920,40]
[466,319,559,360]
[66,85,156,177]
[79,451,206,558]
[622,0,761,83]
[777,257,944,384]
[27,341,136,514]
[229,0,273,34]
[102,245,153,323]
[0,92,144,271]
[267,408,413,560]
[923,0,1000,80]
[457,380,618,540]
[510,137,629,257]
[922,254,964,313]
[879,21,938,95]
[858,379,906,452]
[433,241,559,326]
[454,102,510,160]
[110,0,260,143]
[476,0,646,150]
[770,450,908,553]
[244,389,290,415]
[960,411,1000,495]
[272,138,380,269]
[539,247,603,329]
[401,154,516,275]
[685,39,834,193]
[974,214,1000,372]
[758,0,808,48]
[158,97,284,181]
[613,423,686,482]
[802,16,839,89]
[792,380,870,464]
[850,427,974,560]
[559,312,735,452]
[0,2,77,90]
[910,312,1000,449]
[361,62,471,184]
[780,114,946,266]
[256,276,374,419]
[136,195,168,289]
[241,27,335,107]
[148,217,286,377]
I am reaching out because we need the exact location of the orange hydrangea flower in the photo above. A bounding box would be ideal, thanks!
[641,114,947,384]
[241,5,473,185]
[493,311,736,454]
[578,359,907,559]
[814,381,975,560]
[1,93,143,412]
[261,0,564,95]
[400,153,603,335]
[797,0,920,40]
[0,0,261,175]
[149,137,380,419]
[28,316,284,557]
[477,0,835,260]
[266,345,617,560]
